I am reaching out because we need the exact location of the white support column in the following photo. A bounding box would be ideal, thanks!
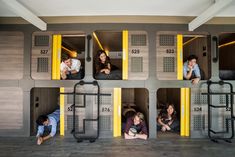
[1,0,47,31]
[188,0,233,31]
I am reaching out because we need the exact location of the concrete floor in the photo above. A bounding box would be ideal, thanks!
[0,137,234,157]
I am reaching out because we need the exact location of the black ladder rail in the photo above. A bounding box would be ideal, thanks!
[60,80,111,142]
[202,80,235,142]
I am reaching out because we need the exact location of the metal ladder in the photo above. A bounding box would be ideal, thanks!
[202,80,235,143]
[61,81,111,143]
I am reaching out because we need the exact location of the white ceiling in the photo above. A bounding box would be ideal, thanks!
[0,0,235,17]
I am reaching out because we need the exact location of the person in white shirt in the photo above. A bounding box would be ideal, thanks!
[60,55,83,80]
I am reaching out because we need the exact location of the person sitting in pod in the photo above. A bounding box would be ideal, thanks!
[36,108,60,145]
[94,50,122,80]
[157,103,179,132]
[183,54,201,84]
[124,112,148,140]
[60,54,84,80]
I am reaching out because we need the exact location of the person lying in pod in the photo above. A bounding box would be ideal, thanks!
[183,54,201,84]
[60,54,84,80]
[36,108,60,145]
[94,50,122,80]
[124,112,148,140]
[121,104,136,133]
[157,103,180,132]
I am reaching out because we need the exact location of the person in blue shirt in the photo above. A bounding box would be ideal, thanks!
[36,108,60,145]
[183,55,201,84]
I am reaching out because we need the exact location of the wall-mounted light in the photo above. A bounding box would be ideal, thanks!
[93,32,104,51]
[219,40,235,48]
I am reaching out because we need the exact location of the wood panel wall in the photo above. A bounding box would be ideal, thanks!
[0,88,23,129]
[0,32,23,79]
[134,88,149,124]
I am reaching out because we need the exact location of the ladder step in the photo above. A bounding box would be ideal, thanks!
[209,104,227,108]
[209,129,228,134]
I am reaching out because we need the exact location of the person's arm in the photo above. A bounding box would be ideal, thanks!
[137,122,148,140]
[70,59,81,74]
[100,67,110,74]
[42,134,52,142]
[99,58,111,74]
[37,134,52,145]
[124,132,147,140]
[192,78,200,84]
[40,119,57,144]
[49,118,57,137]
[61,69,67,80]
[135,133,147,140]
[60,63,67,80]
[36,125,44,145]
[70,70,78,74]
[157,116,166,126]
[100,69,106,73]
[191,64,201,84]
[184,67,193,80]
[124,132,137,139]
[183,62,193,80]
[39,130,55,144]
[168,119,173,126]
[36,125,44,137]
[157,116,171,131]
[185,70,193,80]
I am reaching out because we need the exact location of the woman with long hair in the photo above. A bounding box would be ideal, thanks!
[157,103,180,132]
[94,50,122,79]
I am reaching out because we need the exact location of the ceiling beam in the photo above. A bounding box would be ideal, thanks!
[1,0,47,30]
[188,0,233,31]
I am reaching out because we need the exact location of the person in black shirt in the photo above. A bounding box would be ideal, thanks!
[94,50,122,80]
[157,103,179,132]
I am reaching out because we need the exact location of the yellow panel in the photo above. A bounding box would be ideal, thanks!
[177,34,183,80]
[60,87,65,136]
[122,30,128,80]
[56,35,62,80]
[180,88,185,136]
[185,88,190,136]
[52,35,61,80]
[113,88,121,137]
[52,35,57,80]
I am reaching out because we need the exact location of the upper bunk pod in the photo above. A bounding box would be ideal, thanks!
[156,31,211,83]
[31,31,86,80]
[219,33,235,80]
[93,30,149,80]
